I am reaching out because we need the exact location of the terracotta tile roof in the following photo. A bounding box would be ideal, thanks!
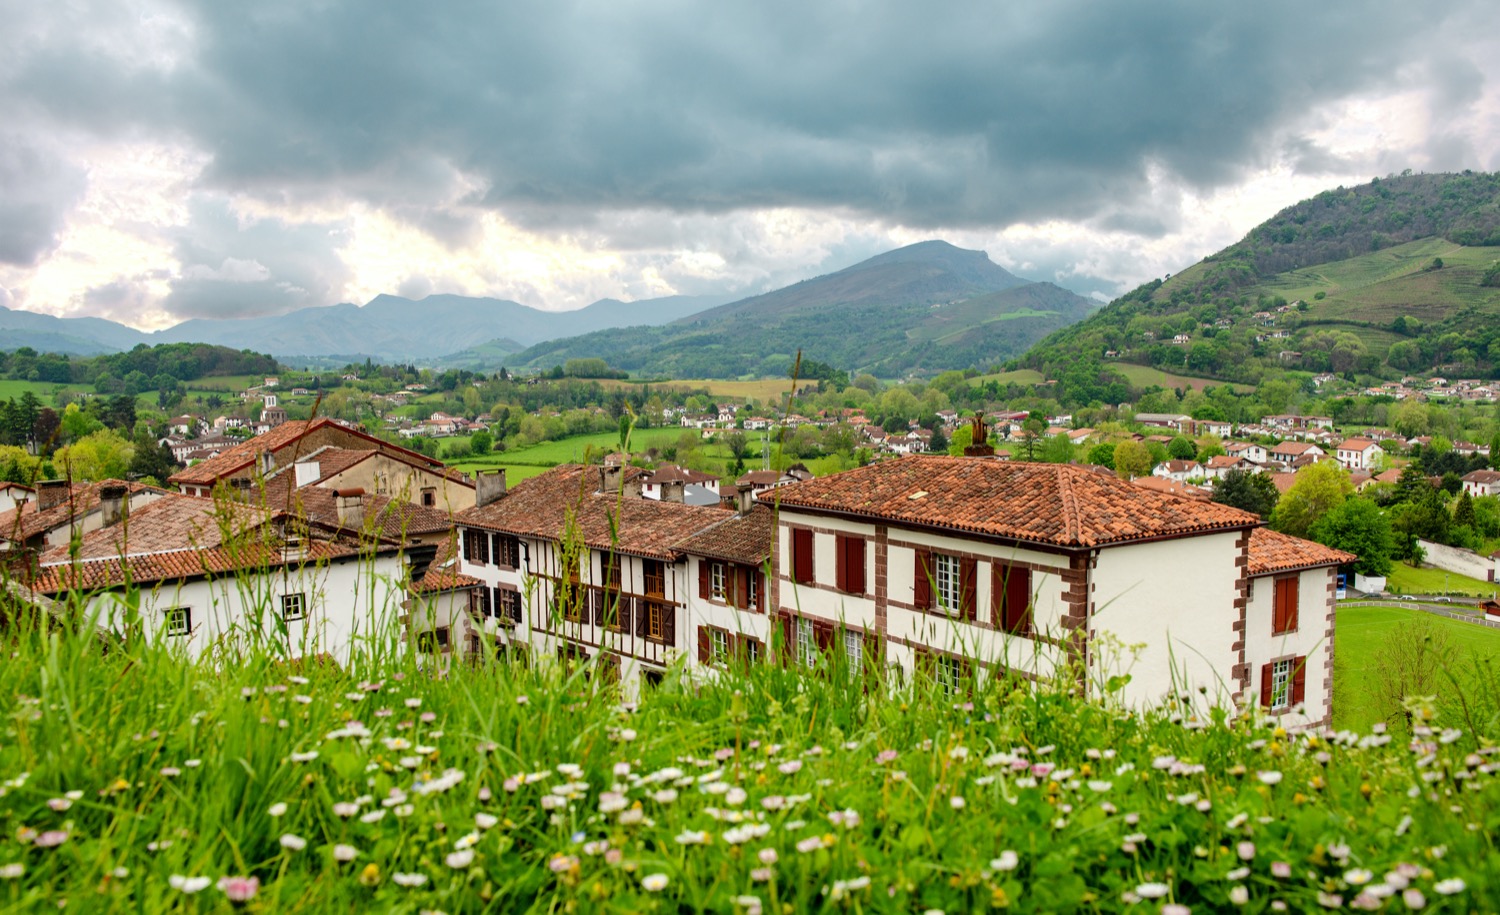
[455,465,725,561]
[35,495,270,564]
[1268,472,1300,494]
[1270,441,1320,455]
[1132,476,1209,501]
[287,487,452,541]
[1339,438,1378,450]
[0,480,169,546]
[765,455,1260,549]
[1462,470,1500,484]
[1204,455,1244,469]
[168,420,322,485]
[410,567,482,594]
[30,540,365,594]
[1246,527,1355,576]
[672,504,775,565]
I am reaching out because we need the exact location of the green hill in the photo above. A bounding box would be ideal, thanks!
[506,241,1098,378]
[1021,172,1500,384]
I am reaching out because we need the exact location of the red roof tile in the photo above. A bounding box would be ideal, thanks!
[456,465,726,560]
[673,504,775,565]
[764,455,1260,549]
[1247,528,1355,576]
[0,480,169,546]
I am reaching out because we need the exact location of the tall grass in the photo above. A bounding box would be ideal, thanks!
[1,594,1496,912]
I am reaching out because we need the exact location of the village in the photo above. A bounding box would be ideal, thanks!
[12,376,1500,732]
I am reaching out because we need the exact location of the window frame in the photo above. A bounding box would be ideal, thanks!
[710,561,727,601]
[843,629,863,678]
[280,592,307,622]
[709,627,730,665]
[796,616,818,668]
[1270,657,1294,710]
[495,534,522,569]
[933,553,962,616]
[164,606,192,637]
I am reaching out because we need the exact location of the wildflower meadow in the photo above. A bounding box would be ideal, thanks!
[1,605,1496,913]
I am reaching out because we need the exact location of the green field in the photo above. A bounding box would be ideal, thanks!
[607,377,800,404]
[971,368,1046,385]
[1107,363,1255,393]
[1334,603,1500,731]
[1387,561,1499,599]
[0,379,92,401]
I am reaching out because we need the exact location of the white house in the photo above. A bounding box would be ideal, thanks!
[1462,470,1500,498]
[1152,460,1198,483]
[26,493,410,664]
[1225,441,1269,465]
[766,455,1352,728]
[1334,438,1384,471]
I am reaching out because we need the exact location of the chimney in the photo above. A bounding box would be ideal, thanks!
[734,482,756,516]
[660,479,685,503]
[98,484,129,527]
[335,487,364,529]
[294,460,321,488]
[962,411,995,458]
[229,477,255,500]
[37,480,69,512]
[598,463,622,494]
[475,469,508,508]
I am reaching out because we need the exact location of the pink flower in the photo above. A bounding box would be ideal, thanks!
[875,750,898,765]
[34,831,68,848]
[1237,841,1256,861]
[1271,861,1292,879]
[217,876,260,902]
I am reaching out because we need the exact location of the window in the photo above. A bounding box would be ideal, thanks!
[463,529,489,565]
[417,627,450,653]
[933,553,962,615]
[281,592,307,622]
[421,487,436,507]
[796,617,818,668]
[495,535,522,569]
[747,569,760,610]
[1272,576,1299,634]
[699,626,730,665]
[642,668,665,690]
[844,629,863,678]
[935,655,964,695]
[643,559,666,597]
[1270,658,1293,709]
[710,562,727,600]
[993,564,1032,636]
[835,534,866,594]
[164,607,191,637]
[643,602,671,643]
[1260,656,1306,711]
[498,588,523,624]
[741,636,763,666]
[791,528,815,584]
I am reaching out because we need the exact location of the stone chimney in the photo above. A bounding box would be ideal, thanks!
[98,484,129,527]
[37,480,70,512]
[335,487,364,529]
[734,482,756,516]
[294,460,321,488]
[963,411,995,458]
[475,469,507,508]
[659,479,685,503]
[598,463,622,494]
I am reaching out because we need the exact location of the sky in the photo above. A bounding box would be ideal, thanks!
[2,0,1498,332]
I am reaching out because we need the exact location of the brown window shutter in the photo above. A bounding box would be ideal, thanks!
[698,625,711,664]
[635,600,650,639]
[814,621,834,651]
[699,559,710,600]
[736,567,750,609]
[848,537,865,594]
[590,589,604,625]
[617,595,634,632]
[960,557,978,621]
[1287,579,1299,632]
[662,606,677,645]
[1007,568,1032,635]
[1260,663,1273,708]
[863,632,881,679]
[792,529,815,584]
[914,549,932,609]
[1291,658,1307,705]
[779,613,795,666]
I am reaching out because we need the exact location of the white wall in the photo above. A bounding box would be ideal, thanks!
[1244,567,1335,729]
[88,553,408,664]
[1417,539,1496,586]
[1090,532,1242,710]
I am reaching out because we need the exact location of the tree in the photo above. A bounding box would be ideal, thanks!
[928,427,948,455]
[1493,433,1500,471]
[1212,469,1280,519]
[1309,497,1393,576]
[1269,461,1352,538]
[1167,436,1197,460]
[1454,490,1476,530]
[128,433,177,485]
[1018,418,1046,461]
[947,425,972,457]
[1086,442,1117,469]
[470,430,493,456]
[54,430,135,482]
[1040,434,1075,464]
[1113,440,1152,479]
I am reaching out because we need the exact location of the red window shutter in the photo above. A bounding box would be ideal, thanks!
[914,549,932,609]
[699,559,710,599]
[778,613,794,666]
[736,567,750,608]
[1260,663,1273,708]
[960,557,978,621]
[698,625,711,664]
[814,621,834,651]
[1291,659,1307,705]
[834,536,848,591]
[1007,568,1032,635]
[1287,579,1299,632]
[792,529,814,584]
[848,537,865,594]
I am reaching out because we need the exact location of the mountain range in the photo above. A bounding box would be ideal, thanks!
[2,241,1096,376]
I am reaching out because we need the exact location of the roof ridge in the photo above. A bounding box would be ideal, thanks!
[1054,463,1083,547]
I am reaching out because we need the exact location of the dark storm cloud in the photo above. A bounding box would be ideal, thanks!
[6,0,1483,238]
[0,136,86,265]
